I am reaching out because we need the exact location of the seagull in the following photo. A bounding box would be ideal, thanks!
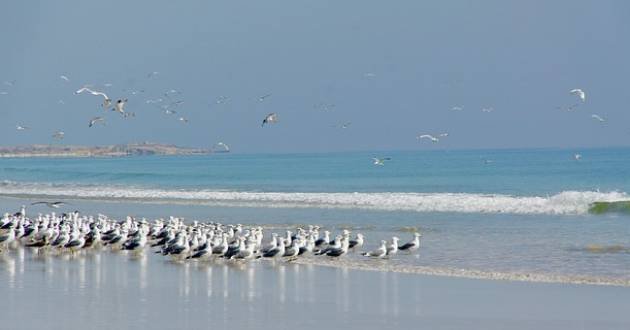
[88,117,105,127]
[60,75,69,82]
[481,107,494,113]
[591,114,605,122]
[258,94,272,101]
[178,117,188,123]
[76,87,112,109]
[386,237,400,256]
[333,122,351,129]
[113,99,128,114]
[570,88,586,102]
[16,125,30,131]
[123,112,135,118]
[398,233,421,253]
[213,142,230,152]
[52,131,65,140]
[261,113,278,127]
[164,109,177,115]
[30,201,67,208]
[451,106,464,111]
[417,134,439,143]
[372,157,391,166]
[215,96,229,104]
[362,240,387,258]
[574,153,582,161]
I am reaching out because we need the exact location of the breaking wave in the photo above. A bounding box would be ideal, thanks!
[0,181,627,215]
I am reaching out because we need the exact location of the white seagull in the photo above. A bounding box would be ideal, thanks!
[372,157,391,166]
[481,107,494,113]
[30,201,67,208]
[591,114,605,122]
[574,153,582,161]
[258,94,272,102]
[76,87,112,109]
[178,117,188,123]
[451,106,464,111]
[417,134,439,143]
[52,131,65,140]
[16,125,30,131]
[261,113,278,127]
[570,88,586,102]
[362,240,387,258]
[89,117,105,127]
[60,75,70,82]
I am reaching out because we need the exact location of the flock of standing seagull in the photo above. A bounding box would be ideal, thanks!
[0,207,422,263]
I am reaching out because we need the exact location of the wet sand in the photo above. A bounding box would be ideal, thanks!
[1,248,629,330]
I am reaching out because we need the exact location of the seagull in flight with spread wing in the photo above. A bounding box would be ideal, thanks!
[372,157,391,166]
[76,87,112,109]
[570,88,586,102]
[261,113,278,127]
[89,117,105,127]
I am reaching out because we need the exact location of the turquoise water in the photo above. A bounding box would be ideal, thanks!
[1,148,629,194]
[1,147,629,282]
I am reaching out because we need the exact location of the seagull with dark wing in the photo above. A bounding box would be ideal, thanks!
[261,113,278,127]
[89,117,105,127]
[113,99,128,114]
[258,94,272,101]
[16,125,30,131]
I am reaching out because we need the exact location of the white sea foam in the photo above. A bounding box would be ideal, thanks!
[0,181,627,215]
[293,258,630,287]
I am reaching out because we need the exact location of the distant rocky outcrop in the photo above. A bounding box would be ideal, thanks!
[0,142,212,158]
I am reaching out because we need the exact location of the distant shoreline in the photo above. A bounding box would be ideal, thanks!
[0,143,217,158]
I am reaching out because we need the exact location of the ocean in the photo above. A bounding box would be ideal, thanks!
[1,147,629,284]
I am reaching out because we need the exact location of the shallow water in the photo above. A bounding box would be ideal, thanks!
[1,247,629,330]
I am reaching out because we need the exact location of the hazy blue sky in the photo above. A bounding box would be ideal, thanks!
[1,1,629,153]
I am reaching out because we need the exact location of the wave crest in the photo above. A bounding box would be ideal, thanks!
[0,181,626,215]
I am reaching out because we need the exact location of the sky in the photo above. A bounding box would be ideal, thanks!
[0,0,629,153]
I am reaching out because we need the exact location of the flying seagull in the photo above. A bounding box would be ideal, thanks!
[113,99,128,114]
[570,88,586,102]
[60,75,69,82]
[372,157,391,166]
[261,113,278,127]
[88,117,105,127]
[52,131,65,140]
[30,201,67,208]
[213,142,230,152]
[258,94,272,101]
[76,87,112,109]
[178,117,188,123]
[591,114,605,122]
[574,153,582,161]
[16,125,30,131]
[417,134,439,143]
[451,106,464,111]
[481,107,494,113]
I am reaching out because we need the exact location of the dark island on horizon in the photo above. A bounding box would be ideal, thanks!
[0,142,226,158]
